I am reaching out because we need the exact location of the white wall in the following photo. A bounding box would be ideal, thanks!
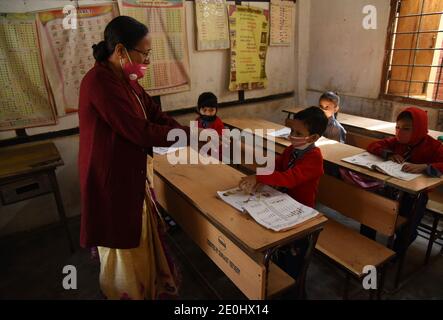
[302,0,443,129]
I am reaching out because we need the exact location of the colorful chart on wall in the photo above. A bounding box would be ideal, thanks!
[195,0,229,51]
[0,12,56,131]
[118,0,190,96]
[37,4,118,116]
[228,5,269,91]
[270,0,293,46]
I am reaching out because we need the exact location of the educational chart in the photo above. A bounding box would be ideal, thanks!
[37,4,118,115]
[270,0,293,46]
[228,5,269,91]
[0,13,56,130]
[195,0,229,50]
[118,0,190,96]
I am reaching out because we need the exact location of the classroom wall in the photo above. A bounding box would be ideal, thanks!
[305,0,443,130]
[0,0,297,236]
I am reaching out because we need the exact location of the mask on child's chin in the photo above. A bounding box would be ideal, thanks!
[396,130,411,144]
[289,136,311,150]
[200,114,216,122]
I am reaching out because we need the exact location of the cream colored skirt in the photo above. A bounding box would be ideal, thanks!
[97,157,179,300]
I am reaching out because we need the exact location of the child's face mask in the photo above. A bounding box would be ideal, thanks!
[286,118,316,149]
[288,135,311,149]
[199,106,217,122]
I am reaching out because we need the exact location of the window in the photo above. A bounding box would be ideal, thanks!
[381,0,443,107]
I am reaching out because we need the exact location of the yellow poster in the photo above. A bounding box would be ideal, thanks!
[195,0,229,51]
[270,0,294,46]
[37,4,118,115]
[0,13,56,130]
[228,5,269,91]
[118,0,190,96]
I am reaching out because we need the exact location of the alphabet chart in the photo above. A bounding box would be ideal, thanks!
[270,0,294,46]
[37,4,118,115]
[118,0,190,96]
[195,0,230,51]
[0,13,56,130]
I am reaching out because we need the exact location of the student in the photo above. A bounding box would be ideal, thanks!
[238,106,328,207]
[319,91,347,143]
[238,107,328,280]
[196,92,224,135]
[366,107,443,251]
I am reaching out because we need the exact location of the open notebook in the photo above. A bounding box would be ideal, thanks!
[216,186,319,232]
[342,152,421,181]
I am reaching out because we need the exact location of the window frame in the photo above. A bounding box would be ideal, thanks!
[379,0,443,108]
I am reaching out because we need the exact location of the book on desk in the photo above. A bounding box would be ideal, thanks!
[217,185,319,232]
[342,152,422,181]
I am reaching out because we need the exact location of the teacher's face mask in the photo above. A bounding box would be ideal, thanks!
[120,48,147,82]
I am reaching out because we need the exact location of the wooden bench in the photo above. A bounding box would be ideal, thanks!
[316,174,400,299]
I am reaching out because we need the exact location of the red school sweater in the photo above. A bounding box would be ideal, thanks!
[367,106,443,174]
[256,145,324,208]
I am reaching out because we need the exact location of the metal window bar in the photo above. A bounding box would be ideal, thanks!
[389,48,443,51]
[389,79,443,85]
[397,11,443,18]
[391,64,443,67]
[394,30,443,35]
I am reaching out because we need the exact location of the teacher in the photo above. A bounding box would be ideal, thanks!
[78,16,189,299]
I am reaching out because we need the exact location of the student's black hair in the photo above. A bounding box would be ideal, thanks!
[319,91,340,106]
[293,106,329,136]
[197,92,218,110]
[92,16,149,62]
[397,111,413,122]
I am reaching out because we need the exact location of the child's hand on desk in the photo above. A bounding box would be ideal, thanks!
[389,154,405,163]
[239,175,258,194]
[401,163,427,174]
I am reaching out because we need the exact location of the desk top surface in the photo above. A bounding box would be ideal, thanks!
[153,147,327,252]
[283,107,442,140]
[223,117,443,194]
[0,142,62,180]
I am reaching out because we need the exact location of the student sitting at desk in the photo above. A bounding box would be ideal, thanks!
[196,92,225,135]
[238,107,328,279]
[365,107,443,251]
[319,91,347,143]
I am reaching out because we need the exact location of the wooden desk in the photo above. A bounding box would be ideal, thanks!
[223,117,390,182]
[283,106,443,140]
[0,142,74,252]
[225,116,443,287]
[153,147,327,299]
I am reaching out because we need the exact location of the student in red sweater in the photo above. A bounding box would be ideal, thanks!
[238,106,328,281]
[365,107,443,251]
[196,92,224,135]
[239,106,328,208]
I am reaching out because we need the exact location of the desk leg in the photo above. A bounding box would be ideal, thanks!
[295,229,321,299]
[263,247,277,299]
[262,228,322,300]
[394,191,426,288]
[48,170,75,253]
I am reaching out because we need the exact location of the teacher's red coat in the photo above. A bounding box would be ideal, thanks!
[78,62,189,249]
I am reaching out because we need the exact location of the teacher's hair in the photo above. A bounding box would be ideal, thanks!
[92,16,149,62]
